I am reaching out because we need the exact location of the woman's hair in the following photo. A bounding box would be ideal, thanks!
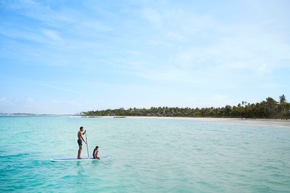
[95,146,99,148]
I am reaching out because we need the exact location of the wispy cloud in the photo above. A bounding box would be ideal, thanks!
[42,29,63,42]
[1,0,289,113]
[141,8,162,25]
[120,1,290,84]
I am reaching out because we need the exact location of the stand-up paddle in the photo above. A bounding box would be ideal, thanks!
[85,131,89,158]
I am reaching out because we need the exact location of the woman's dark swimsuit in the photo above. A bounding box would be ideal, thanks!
[93,149,98,159]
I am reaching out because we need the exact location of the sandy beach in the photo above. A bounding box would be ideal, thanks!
[126,116,290,128]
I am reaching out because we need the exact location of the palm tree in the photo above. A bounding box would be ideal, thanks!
[279,94,286,104]
[279,94,288,119]
[266,97,278,118]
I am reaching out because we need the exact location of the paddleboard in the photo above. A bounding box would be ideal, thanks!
[51,155,110,162]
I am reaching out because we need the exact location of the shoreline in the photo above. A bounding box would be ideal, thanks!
[126,116,290,128]
[79,115,290,128]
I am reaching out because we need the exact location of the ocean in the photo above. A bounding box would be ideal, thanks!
[1,116,290,193]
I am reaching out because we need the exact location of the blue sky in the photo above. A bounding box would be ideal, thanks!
[1,0,290,114]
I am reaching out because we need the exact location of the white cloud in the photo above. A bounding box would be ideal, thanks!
[42,29,63,42]
[1,0,290,113]
[141,8,162,24]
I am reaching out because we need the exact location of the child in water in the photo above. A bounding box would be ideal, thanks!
[92,146,100,159]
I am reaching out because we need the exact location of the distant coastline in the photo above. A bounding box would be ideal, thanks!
[80,95,290,120]
[126,116,290,128]
[0,113,72,117]
[1,113,289,127]
[78,115,290,128]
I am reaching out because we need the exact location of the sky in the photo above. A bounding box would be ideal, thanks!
[0,0,290,114]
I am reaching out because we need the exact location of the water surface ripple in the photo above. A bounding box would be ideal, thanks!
[1,116,290,192]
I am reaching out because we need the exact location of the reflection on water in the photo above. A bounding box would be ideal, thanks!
[1,116,290,193]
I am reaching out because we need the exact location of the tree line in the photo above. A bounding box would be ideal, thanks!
[81,95,290,119]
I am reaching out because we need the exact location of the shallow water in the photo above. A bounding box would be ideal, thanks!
[1,116,290,192]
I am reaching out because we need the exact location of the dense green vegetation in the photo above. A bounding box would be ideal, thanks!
[81,95,290,119]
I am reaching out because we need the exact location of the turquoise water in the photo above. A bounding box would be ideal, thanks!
[1,116,290,193]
